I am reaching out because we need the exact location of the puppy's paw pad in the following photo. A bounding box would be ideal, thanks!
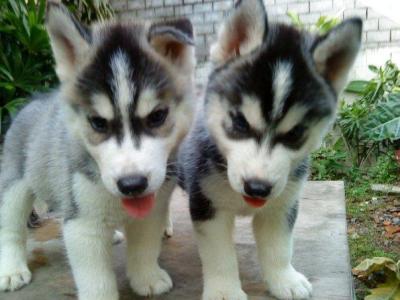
[130,267,172,296]
[203,287,247,300]
[0,268,32,291]
[267,268,312,300]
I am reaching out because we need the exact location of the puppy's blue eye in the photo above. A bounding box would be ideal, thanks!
[147,108,169,128]
[231,112,250,133]
[88,116,108,133]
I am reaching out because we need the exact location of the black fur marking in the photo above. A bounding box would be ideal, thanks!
[223,111,263,142]
[190,190,216,221]
[77,152,100,182]
[287,199,299,230]
[178,122,226,221]
[290,157,310,180]
[166,159,177,180]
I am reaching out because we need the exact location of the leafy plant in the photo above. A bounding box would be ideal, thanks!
[361,93,400,142]
[311,141,348,180]
[0,0,57,134]
[0,0,114,135]
[338,61,400,166]
[62,0,114,23]
[353,257,400,300]
[287,11,340,34]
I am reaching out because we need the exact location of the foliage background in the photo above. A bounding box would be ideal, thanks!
[0,0,113,135]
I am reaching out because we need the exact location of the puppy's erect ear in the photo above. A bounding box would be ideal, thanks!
[149,19,196,73]
[210,0,268,65]
[312,18,362,94]
[46,1,91,82]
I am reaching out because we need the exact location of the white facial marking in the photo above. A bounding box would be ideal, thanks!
[110,50,134,136]
[275,105,308,134]
[92,93,114,119]
[136,89,160,119]
[241,95,265,132]
[272,61,292,119]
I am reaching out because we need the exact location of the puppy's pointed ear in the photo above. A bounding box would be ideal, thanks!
[149,19,196,73]
[46,1,91,82]
[312,18,362,94]
[210,0,268,65]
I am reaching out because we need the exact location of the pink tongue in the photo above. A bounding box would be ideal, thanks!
[243,195,267,208]
[122,194,155,219]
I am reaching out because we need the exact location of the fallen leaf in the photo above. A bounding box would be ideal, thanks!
[384,220,392,226]
[385,225,400,236]
[352,257,398,278]
[365,276,400,300]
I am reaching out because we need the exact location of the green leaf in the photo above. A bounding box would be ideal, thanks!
[361,93,400,142]
[369,65,379,73]
[4,98,27,118]
[345,80,369,94]
[287,11,304,29]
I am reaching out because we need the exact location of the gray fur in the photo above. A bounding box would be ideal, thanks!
[0,92,94,219]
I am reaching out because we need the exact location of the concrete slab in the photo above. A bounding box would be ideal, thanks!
[1,181,352,300]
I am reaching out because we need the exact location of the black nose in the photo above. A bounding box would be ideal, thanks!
[117,175,148,196]
[244,179,272,198]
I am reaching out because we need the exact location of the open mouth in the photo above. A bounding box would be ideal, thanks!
[122,193,155,219]
[243,195,267,208]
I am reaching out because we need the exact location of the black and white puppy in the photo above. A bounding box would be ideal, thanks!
[178,0,362,299]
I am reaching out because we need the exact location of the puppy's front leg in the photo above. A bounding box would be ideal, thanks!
[195,211,247,300]
[125,201,172,297]
[63,219,118,300]
[253,202,312,300]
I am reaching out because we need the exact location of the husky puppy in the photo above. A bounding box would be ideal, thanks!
[178,0,361,299]
[0,2,195,299]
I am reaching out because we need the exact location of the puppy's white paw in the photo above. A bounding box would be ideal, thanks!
[0,266,32,292]
[164,217,173,238]
[266,266,312,300]
[164,227,173,239]
[203,283,247,300]
[129,266,172,296]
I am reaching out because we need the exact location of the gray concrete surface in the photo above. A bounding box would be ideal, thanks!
[1,181,352,300]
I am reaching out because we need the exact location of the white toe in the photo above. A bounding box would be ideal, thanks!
[129,266,173,296]
[266,266,312,300]
[0,268,32,292]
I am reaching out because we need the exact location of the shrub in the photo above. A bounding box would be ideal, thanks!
[0,0,114,135]
[0,0,57,134]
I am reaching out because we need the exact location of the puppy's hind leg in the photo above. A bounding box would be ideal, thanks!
[163,204,173,238]
[0,179,34,291]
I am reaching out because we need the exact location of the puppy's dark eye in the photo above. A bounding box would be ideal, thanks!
[276,124,307,149]
[231,112,250,133]
[88,116,108,133]
[286,125,306,141]
[147,108,169,128]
